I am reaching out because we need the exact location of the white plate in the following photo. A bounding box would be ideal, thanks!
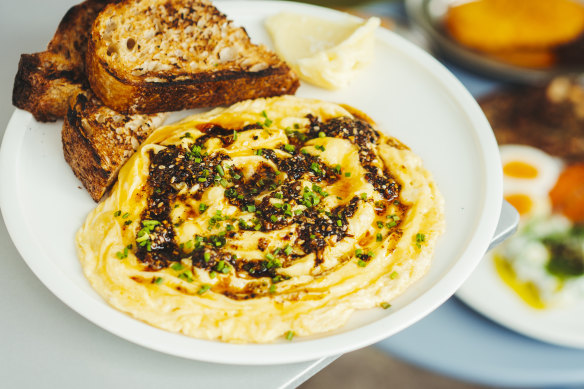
[0,0,501,365]
[457,251,584,349]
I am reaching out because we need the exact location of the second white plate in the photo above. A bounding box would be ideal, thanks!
[457,251,584,349]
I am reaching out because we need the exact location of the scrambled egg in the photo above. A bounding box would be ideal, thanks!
[76,96,444,343]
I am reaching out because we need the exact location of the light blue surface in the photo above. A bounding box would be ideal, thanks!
[377,297,584,388]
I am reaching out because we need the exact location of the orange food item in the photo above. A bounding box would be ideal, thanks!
[486,49,555,69]
[503,160,539,179]
[549,163,584,222]
[445,0,584,52]
[505,193,534,216]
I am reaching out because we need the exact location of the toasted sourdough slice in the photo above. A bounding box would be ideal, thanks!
[86,0,300,114]
[12,0,115,122]
[63,91,167,201]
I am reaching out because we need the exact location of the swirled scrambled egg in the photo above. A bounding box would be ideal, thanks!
[76,96,444,343]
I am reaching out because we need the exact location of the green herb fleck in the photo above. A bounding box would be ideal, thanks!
[170,262,184,271]
[197,284,211,294]
[416,233,426,248]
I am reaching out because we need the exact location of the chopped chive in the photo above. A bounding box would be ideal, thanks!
[284,244,293,256]
[204,252,211,262]
[179,270,194,282]
[376,233,383,242]
[215,260,225,272]
[115,250,127,259]
[216,165,225,177]
[285,330,295,341]
[318,131,325,138]
[170,262,184,271]
[337,219,342,227]
[122,212,130,219]
[416,233,426,248]
[114,210,121,217]
[154,277,163,285]
[380,302,391,309]
[344,172,351,177]
[197,284,211,295]
[358,259,367,267]
[269,284,276,294]
[390,271,399,279]
[360,193,367,200]
[284,144,295,153]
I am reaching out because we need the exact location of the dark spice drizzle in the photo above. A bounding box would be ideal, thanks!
[132,115,405,297]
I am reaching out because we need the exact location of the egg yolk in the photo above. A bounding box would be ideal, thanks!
[503,160,539,179]
[505,193,533,216]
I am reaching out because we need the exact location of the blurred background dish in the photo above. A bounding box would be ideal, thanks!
[406,0,584,83]
[456,76,584,347]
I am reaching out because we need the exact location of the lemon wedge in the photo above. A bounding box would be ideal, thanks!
[265,12,380,89]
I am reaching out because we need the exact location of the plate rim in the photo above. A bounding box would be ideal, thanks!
[0,0,502,365]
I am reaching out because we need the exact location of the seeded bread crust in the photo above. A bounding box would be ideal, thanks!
[63,91,167,201]
[87,0,300,114]
[12,0,115,122]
